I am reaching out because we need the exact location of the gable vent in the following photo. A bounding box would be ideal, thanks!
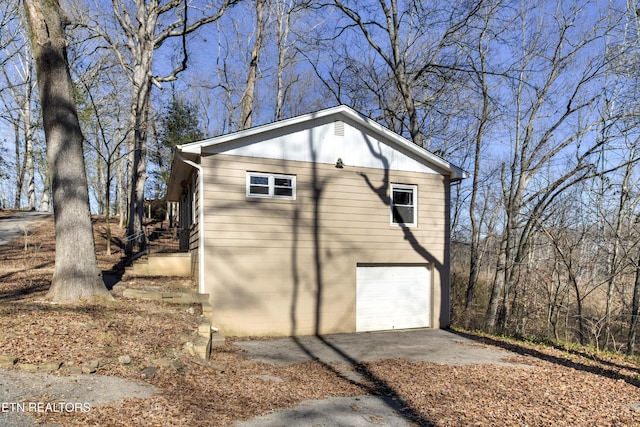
[334,120,345,136]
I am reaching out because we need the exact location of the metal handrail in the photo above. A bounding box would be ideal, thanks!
[146,227,189,253]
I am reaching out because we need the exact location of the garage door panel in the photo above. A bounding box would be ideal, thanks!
[356,266,431,332]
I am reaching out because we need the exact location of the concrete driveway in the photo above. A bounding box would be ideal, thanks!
[235,328,517,367]
[235,329,522,427]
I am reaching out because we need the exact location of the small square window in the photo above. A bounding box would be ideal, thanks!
[391,184,417,226]
[247,172,296,199]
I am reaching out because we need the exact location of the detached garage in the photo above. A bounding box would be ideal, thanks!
[166,105,466,336]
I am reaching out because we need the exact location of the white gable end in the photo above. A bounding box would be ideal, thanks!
[203,121,439,175]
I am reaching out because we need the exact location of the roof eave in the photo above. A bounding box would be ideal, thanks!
[166,151,199,201]
[176,105,468,180]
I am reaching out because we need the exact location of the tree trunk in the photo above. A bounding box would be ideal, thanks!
[13,121,24,209]
[25,131,35,210]
[239,0,266,130]
[125,67,152,255]
[569,274,586,345]
[21,66,36,210]
[117,153,127,228]
[485,234,507,331]
[23,0,111,301]
[274,0,289,121]
[466,17,491,308]
[39,180,50,212]
[627,251,640,356]
[125,102,149,255]
[104,160,113,256]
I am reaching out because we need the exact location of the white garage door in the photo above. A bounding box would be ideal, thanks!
[356,265,431,332]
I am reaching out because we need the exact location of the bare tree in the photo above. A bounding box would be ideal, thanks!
[78,70,130,255]
[326,0,481,148]
[0,2,40,211]
[92,0,235,254]
[463,1,499,308]
[271,0,310,120]
[239,0,266,129]
[23,0,111,301]
[537,191,601,345]
[484,3,628,332]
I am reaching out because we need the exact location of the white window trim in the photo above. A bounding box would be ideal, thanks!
[390,183,417,227]
[246,172,296,200]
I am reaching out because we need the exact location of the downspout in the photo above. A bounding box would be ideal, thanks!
[176,151,205,295]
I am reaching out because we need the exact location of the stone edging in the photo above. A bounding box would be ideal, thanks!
[114,284,224,360]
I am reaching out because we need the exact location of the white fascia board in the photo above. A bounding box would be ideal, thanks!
[339,107,468,180]
[351,116,468,180]
[176,105,468,180]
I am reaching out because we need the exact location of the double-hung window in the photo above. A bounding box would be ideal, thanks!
[246,172,296,199]
[391,183,417,226]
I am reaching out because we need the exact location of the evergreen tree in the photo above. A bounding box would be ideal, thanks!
[149,97,204,199]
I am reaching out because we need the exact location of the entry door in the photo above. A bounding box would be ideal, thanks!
[356,265,431,332]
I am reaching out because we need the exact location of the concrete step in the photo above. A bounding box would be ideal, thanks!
[127,252,191,277]
[122,288,207,304]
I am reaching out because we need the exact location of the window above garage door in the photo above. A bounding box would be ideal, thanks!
[390,184,417,227]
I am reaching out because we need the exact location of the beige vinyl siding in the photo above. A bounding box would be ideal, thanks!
[201,154,449,336]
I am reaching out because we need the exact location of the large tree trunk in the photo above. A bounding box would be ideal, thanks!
[111,0,231,250]
[125,78,151,255]
[23,0,111,301]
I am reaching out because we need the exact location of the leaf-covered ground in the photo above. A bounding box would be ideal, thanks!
[0,211,639,426]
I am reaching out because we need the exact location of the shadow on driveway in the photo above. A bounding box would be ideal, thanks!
[234,329,524,427]
[235,328,521,367]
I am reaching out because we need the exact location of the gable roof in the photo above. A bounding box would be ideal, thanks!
[167,105,467,200]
